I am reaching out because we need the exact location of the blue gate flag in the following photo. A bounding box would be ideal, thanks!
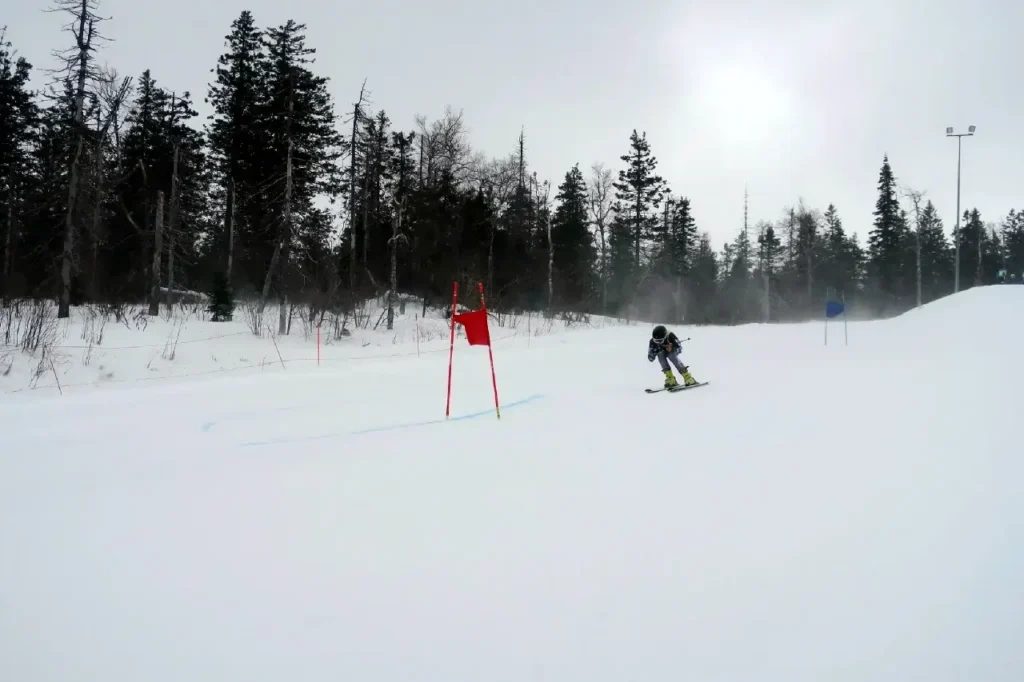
[825,300,845,319]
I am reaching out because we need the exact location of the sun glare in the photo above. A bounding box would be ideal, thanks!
[696,62,794,148]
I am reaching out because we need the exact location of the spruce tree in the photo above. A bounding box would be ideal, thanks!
[207,270,235,321]
[757,222,781,277]
[613,130,666,270]
[1001,209,1024,279]
[665,196,697,278]
[820,204,853,295]
[720,225,757,323]
[0,32,39,298]
[606,130,665,312]
[111,71,171,298]
[917,201,952,302]
[205,10,270,288]
[688,233,719,323]
[957,208,985,289]
[23,84,76,294]
[550,163,595,308]
[867,154,912,309]
[792,202,819,309]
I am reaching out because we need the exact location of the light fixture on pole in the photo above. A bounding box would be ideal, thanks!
[946,125,975,293]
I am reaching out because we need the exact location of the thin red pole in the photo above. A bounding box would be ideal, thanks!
[478,282,501,419]
[445,281,459,419]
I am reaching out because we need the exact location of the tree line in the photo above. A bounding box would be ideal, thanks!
[1,2,1022,332]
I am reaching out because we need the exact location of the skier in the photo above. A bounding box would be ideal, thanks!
[648,324,699,389]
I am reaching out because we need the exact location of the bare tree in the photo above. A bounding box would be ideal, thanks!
[47,0,110,318]
[148,190,164,315]
[386,190,408,330]
[416,106,473,189]
[901,186,925,308]
[86,67,131,298]
[478,154,517,296]
[588,162,614,311]
[346,79,368,291]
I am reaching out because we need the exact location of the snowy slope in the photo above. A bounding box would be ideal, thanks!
[0,296,625,398]
[1,286,1022,681]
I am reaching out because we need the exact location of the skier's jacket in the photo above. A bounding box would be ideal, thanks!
[648,331,683,361]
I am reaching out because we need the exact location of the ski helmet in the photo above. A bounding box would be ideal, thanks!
[652,325,667,341]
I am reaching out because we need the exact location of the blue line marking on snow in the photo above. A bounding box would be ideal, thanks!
[237,393,544,448]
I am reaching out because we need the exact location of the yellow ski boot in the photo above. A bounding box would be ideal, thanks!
[681,367,698,386]
[663,369,679,389]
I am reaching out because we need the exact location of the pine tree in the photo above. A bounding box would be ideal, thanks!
[349,108,392,283]
[792,201,819,309]
[687,233,719,323]
[207,270,234,320]
[0,32,39,298]
[205,10,270,288]
[614,130,665,268]
[757,221,781,277]
[957,208,987,289]
[1001,209,1024,280]
[111,71,171,299]
[21,84,76,295]
[720,225,756,323]
[820,203,858,296]
[918,200,952,302]
[551,163,595,308]
[665,196,697,277]
[867,154,912,310]
[258,19,343,322]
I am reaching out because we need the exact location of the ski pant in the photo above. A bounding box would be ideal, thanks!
[656,349,686,374]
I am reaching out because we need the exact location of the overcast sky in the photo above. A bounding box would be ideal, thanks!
[6,0,1022,248]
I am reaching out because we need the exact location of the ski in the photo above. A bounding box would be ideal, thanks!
[645,381,708,394]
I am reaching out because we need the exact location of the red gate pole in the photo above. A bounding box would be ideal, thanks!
[445,281,459,419]
[478,282,500,419]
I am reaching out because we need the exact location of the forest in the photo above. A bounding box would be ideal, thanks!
[2,1,1023,333]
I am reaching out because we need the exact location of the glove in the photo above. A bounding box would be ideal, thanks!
[647,349,655,362]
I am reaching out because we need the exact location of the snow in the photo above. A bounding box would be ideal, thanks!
[2,287,1023,681]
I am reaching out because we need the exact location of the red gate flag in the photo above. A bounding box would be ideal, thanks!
[453,308,490,346]
[445,281,501,420]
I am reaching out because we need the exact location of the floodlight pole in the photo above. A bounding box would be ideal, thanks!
[946,125,975,294]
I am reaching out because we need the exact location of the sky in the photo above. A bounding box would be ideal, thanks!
[5,0,1023,250]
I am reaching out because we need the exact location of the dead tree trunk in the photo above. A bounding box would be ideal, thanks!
[903,188,925,308]
[3,195,12,298]
[976,224,983,287]
[806,229,813,304]
[278,138,293,335]
[59,10,97,319]
[259,70,295,336]
[361,152,370,275]
[148,190,164,316]
[349,80,366,292]
[547,212,554,311]
[227,179,236,279]
[487,227,495,299]
[88,107,105,300]
[387,199,406,330]
[167,143,180,307]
